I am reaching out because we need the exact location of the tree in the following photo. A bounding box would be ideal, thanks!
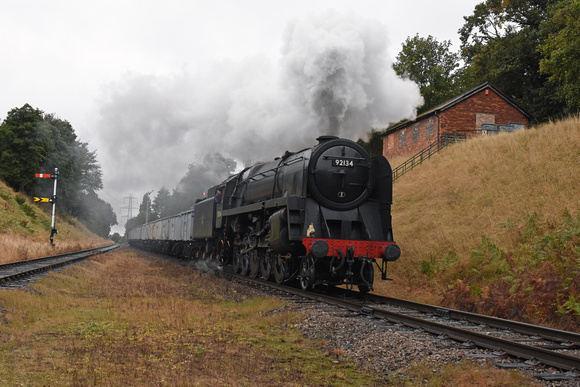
[78,142,103,195]
[37,114,82,214]
[110,232,122,243]
[459,0,565,122]
[393,34,463,113]
[164,153,236,215]
[139,191,154,223]
[356,129,384,157]
[0,104,45,193]
[0,104,116,237]
[539,0,580,114]
[152,187,170,219]
[78,191,117,238]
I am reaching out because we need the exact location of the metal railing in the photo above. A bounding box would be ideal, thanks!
[391,125,526,181]
[392,130,479,181]
[392,140,447,181]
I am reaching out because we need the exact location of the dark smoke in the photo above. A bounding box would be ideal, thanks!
[95,11,422,229]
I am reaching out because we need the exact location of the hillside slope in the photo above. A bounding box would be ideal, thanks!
[375,116,579,329]
[0,180,109,263]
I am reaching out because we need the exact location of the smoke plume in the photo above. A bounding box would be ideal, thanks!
[95,11,422,226]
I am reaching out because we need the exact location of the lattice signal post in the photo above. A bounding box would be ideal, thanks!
[35,167,59,245]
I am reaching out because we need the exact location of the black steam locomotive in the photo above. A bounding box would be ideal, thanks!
[128,136,400,292]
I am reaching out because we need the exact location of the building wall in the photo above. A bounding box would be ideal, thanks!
[382,87,529,160]
[382,117,438,160]
[439,88,529,134]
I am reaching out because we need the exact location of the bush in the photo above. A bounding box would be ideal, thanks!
[443,212,580,330]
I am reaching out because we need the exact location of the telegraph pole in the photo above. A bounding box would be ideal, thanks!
[145,190,153,223]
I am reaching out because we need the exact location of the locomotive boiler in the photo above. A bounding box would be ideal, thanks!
[128,136,400,292]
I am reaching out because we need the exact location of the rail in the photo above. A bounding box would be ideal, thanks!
[0,244,119,285]
[221,270,580,374]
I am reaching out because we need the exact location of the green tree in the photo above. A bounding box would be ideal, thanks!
[539,0,580,114]
[78,191,117,238]
[78,142,103,195]
[165,153,236,215]
[356,129,384,157]
[393,34,463,113]
[125,216,143,236]
[459,0,565,122]
[152,187,170,219]
[0,104,115,237]
[37,114,82,213]
[110,232,122,243]
[34,114,105,224]
[0,104,45,193]
[139,191,154,223]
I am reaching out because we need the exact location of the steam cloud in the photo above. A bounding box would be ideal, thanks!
[95,11,423,226]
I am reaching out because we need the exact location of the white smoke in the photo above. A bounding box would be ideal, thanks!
[96,11,422,222]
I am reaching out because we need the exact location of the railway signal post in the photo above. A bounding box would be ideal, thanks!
[35,168,59,245]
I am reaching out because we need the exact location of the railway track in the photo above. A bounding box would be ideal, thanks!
[220,269,580,382]
[0,244,120,286]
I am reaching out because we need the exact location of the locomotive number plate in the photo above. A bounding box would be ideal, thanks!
[333,158,354,167]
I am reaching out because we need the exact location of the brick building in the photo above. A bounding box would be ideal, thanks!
[382,83,532,160]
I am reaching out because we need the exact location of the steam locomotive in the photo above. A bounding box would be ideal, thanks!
[128,136,400,292]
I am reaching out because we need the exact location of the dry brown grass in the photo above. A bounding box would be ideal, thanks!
[0,233,106,264]
[390,359,539,386]
[0,248,383,386]
[375,116,580,313]
[0,179,109,263]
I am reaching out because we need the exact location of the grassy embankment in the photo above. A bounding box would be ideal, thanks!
[0,180,108,263]
[375,116,580,330]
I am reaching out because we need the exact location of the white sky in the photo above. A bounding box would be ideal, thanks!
[0,0,482,233]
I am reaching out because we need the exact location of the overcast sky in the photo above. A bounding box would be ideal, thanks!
[0,0,481,233]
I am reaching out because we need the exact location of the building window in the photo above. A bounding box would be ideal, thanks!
[399,130,406,147]
[387,134,395,150]
[426,118,435,137]
[412,124,420,142]
[476,113,495,128]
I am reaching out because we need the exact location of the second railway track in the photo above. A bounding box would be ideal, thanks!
[0,244,120,286]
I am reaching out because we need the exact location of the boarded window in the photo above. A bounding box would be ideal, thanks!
[412,124,420,142]
[399,130,406,147]
[476,113,495,128]
[387,134,395,150]
[426,118,435,137]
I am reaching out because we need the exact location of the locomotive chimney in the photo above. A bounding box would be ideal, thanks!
[316,136,339,144]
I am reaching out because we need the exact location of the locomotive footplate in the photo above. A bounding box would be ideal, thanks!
[302,238,400,262]
[302,238,401,287]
